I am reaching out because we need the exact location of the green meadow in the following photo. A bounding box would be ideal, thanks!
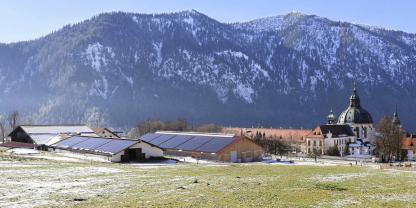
[1,153,415,208]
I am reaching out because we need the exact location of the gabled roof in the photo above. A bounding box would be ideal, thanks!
[307,125,354,139]
[92,128,121,138]
[8,125,98,145]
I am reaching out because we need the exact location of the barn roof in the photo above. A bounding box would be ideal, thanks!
[27,134,63,145]
[50,136,146,156]
[20,125,95,134]
[8,125,98,146]
[140,131,250,154]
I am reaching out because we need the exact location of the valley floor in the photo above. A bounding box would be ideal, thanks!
[1,152,416,208]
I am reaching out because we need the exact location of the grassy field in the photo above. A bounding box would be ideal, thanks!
[1,153,416,208]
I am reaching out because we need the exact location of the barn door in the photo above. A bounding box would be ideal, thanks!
[230,151,237,162]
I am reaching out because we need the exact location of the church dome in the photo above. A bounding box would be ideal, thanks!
[337,85,373,124]
[327,109,336,124]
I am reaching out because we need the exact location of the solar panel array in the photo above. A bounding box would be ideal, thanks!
[52,136,138,155]
[140,133,237,153]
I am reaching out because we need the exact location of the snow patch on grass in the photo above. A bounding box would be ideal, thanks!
[0,165,126,208]
[309,172,371,182]
[6,148,40,155]
[0,160,48,168]
[368,193,416,202]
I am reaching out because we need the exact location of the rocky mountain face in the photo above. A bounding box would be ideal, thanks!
[0,10,415,130]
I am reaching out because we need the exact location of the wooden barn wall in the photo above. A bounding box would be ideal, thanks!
[218,138,263,162]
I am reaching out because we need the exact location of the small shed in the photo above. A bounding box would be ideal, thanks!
[50,136,163,162]
[140,131,263,162]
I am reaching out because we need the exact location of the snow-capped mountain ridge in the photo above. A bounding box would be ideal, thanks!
[0,11,415,130]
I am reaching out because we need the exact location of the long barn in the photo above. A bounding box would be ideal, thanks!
[140,131,263,162]
[50,136,163,162]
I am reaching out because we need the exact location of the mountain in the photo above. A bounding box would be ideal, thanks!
[0,10,415,130]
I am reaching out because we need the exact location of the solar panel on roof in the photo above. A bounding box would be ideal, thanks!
[196,137,236,153]
[53,137,88,148]
[94,139,138,154]
[140,133,162,142]
[175,136,214,151]
[150,134,176,146]
[159,135,194,149]
[70,137,112,150]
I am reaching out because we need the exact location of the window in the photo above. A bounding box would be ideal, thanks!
[313,140,316,146]
[364,127,368,138]
[355,127,360,138]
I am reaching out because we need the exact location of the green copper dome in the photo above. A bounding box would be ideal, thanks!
[337,85,373,124]
[327,109,336,124]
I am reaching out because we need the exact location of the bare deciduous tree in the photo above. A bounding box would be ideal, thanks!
[192,123,222,133]
[254,136,291,158]
[7,111,19,131]
[129,119,224,139]
[375,116,404,162]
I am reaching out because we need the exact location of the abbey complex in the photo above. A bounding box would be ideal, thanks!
[225,84,414,161]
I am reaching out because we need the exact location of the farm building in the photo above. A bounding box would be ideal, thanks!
[50,136,163,162]
[402,134,416,161]
[7,125,98,149]
[92,128,121,138]
[140,131,263,162]
[305,124,355,155]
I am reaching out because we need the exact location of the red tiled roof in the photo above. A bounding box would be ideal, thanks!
[306,125,354,139]
[223,127,311,143]
[306,126,325,139]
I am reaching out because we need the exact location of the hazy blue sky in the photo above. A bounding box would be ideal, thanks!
[1,0,415,43]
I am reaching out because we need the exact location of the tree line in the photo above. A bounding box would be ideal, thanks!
[128,118,223,139]
[252,131,292,158]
